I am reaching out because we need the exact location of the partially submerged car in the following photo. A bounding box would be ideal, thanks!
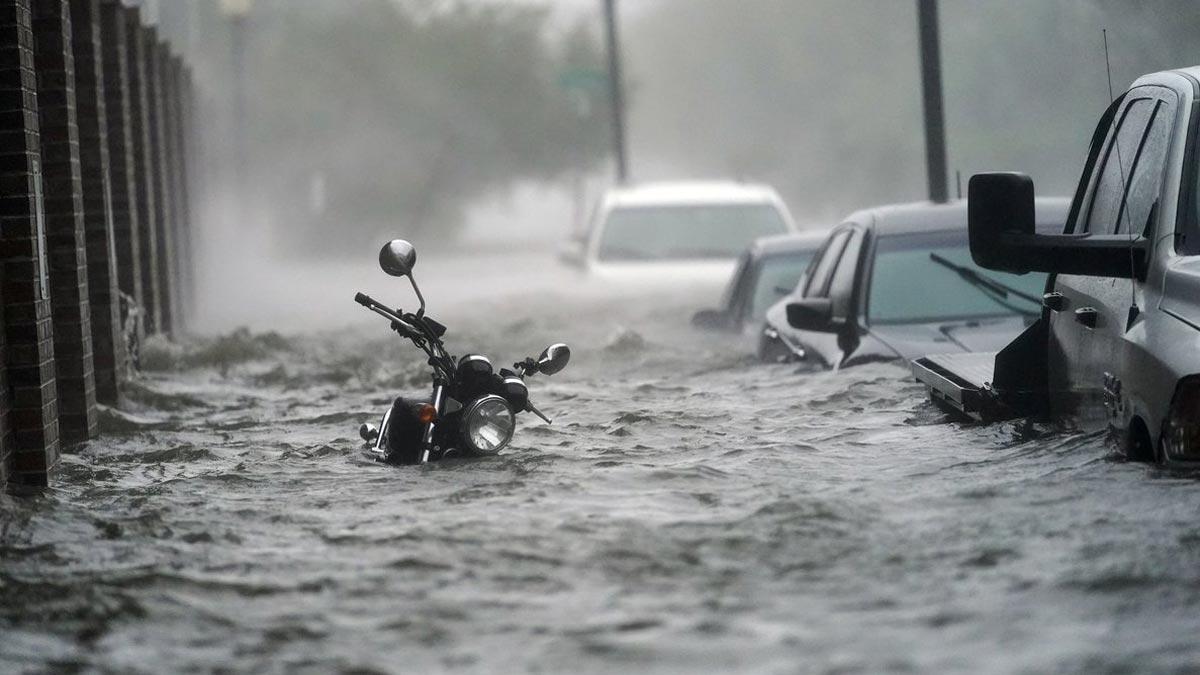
[914,66,1200,465]
[692,229,830,338]
[560,181,797,293]
[760,199,1070,366]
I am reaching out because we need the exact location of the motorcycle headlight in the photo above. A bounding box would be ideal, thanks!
[462,395,515,454]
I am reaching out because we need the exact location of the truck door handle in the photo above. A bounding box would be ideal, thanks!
[1043,292,1067,311]
[1075,307,1098,328]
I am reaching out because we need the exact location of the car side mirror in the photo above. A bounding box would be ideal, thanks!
[559,241,586,268]
[691,309,731,331]
[786,298,841,333]
[968,172,1148,279]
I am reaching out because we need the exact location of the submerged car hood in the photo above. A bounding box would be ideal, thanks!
[762,296,1031,365]
[587,259,737,293]
[870,316,1030,361]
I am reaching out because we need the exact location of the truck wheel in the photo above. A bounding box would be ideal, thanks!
[1124,419,1154,463]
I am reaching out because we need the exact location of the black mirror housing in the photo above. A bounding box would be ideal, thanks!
[969,173,1035,273]
[968,172,1148,279]
[786,298,840,333]
[536,343,571,376]
[379,239,417,277]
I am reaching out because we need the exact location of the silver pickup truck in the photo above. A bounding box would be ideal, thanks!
[914,65,1200,465]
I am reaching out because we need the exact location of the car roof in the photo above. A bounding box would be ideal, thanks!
[1136,66,1200,92]
[842,197,1072,236]
[604,181,784,208]
[748,229,832,257]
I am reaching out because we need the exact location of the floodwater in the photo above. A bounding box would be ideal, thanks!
[4,250,1200,674]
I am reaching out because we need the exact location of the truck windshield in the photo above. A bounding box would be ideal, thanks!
[868,230,1046,325]
[598,204,789,261]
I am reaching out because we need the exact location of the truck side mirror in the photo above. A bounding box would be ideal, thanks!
[786,298,842,333]
[968,172,1149,279]
[968,173,1035,273]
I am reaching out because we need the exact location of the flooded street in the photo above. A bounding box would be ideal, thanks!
[3,251,1200,674]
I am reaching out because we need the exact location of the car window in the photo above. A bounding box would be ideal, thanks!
[827,230,862,317]
[749,251,815,322]
[596,204,790,261]
[867,230,1047,325]
[1116,100,1173,236]
[719,251,754,316]
[1082,98,1155,234]
[804,230,851,298]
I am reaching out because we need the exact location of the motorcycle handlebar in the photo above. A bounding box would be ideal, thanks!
[354,291,407,326]
[355,291,401,316]
[354,291,451,373]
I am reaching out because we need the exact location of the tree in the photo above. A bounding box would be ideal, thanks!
[240,0,609,254]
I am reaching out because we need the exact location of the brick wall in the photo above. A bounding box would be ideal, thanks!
[68,0,120,406]
[31,0,98,446]
[121,5,157,336]
[98,0,140,350]
[169,56,191,331]
[144,29,172,336]
[0,0,60,486]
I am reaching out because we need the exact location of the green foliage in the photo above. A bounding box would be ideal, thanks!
[243,0,609,254]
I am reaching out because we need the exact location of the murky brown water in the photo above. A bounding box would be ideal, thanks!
[3,253,1200,674]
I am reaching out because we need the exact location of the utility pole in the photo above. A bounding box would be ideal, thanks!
[602,0,629,184]
[917,0,948,203]
[220,0,252,219]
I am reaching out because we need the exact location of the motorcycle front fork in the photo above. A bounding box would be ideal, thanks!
[365,381,448,465]
[418,382,447,464]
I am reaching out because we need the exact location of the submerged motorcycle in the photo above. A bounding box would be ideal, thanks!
[355,239,570,464]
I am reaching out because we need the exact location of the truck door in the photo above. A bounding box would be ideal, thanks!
[1047,88,1176,427]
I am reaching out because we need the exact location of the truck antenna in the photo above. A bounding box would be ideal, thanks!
[1103,29,1140,322]
[1103,29,1116,102]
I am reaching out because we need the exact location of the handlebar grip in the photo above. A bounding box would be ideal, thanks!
[355,292,373,307]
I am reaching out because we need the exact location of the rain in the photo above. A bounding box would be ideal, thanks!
[3,1,1200,673]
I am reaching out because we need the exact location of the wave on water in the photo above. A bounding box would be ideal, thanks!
[3,290,1200,673]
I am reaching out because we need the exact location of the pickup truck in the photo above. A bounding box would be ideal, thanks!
[913,66,1200,465]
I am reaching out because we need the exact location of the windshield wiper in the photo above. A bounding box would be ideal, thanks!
[928,253,1042,311]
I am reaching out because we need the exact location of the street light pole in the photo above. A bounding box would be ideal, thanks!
[602,0,629,184]
[917,0,948,204]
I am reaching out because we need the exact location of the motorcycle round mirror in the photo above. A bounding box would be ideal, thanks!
[379,239,417,277]
[536,343,571,376]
